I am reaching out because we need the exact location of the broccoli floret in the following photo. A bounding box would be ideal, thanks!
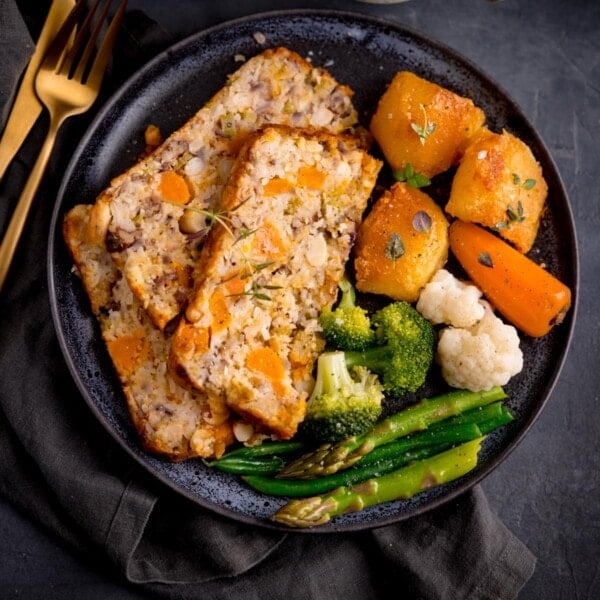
[300,351,384,443]
[344,301,435,396]
[319,275,375,351]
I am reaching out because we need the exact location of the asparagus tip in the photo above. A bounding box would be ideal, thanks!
[276,441,356,479]
[272,496,338,528]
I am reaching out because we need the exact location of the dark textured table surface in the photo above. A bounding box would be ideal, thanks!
[2,1,599,598]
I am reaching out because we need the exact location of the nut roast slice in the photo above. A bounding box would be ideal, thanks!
[170,126,381,440]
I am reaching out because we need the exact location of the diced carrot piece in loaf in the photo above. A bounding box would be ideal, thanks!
[209,289,231,333]
[263,177,294,196]
[297,165,326,189]
[158,171,191,204]
[246,346,287,397]
[106,329,149,376]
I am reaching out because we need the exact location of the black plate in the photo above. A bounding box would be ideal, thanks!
[48,10,578,532]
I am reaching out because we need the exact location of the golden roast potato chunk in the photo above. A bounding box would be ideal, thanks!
[446,128,548,253]
[354,182,449,302]
[370,71,485,178]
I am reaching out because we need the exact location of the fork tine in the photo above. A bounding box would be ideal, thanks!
[71,0,113,82]
[42,0,126,86]
[40,0,88,72]
[85,0,128,89]
[63,0,105,78]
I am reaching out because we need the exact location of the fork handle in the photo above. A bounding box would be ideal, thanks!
[0,120,61,293]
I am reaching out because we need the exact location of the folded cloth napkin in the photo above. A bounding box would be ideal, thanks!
[0,5,536,599]
[0,0,34,126]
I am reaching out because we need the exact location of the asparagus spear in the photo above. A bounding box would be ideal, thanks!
[272,438,484,528]
[357,401,512,467]
[244,442,452,497]
[277,386,506,479]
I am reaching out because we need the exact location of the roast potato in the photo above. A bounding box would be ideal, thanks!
[354,182,449,302]
[369,71,485,178]
[446,128,548,253]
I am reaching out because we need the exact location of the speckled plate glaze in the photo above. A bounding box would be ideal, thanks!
[48,10,578,532]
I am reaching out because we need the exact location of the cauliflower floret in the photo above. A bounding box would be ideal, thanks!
[437,302,523,391]
[416,269,485,328]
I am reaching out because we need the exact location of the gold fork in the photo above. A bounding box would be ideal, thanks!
[0,0,127,292]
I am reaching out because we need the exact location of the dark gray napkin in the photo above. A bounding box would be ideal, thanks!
[0,6,536,599]
[0,0,34,126]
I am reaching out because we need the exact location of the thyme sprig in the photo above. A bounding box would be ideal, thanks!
[494,200,526,231]
[410,104,436,145]
[164,199,280,301]
[393,163,431,188]
[494,173,536,231]
[512,173,537,190]
[234,279,284,302]
[227,261,283,301]
[234,262,281,301]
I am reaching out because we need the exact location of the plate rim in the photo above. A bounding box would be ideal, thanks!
[47,8,579,533]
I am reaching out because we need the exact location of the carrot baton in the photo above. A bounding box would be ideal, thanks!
[448,220,571,337]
